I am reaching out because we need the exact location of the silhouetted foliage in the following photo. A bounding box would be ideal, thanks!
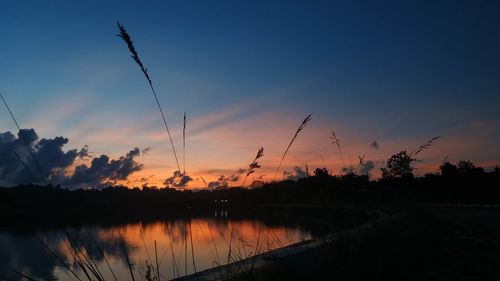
[440,161,459,177]
[381,151,416,179]
[0,161,500,228]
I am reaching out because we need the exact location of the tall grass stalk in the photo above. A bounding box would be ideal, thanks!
[9,268,38,281]
[154,240,160,281]
[188,219,197,273]
[35,234,82,281]
[85,229,119,281]
[356,154,365,174]
[67,230,106,281]
[242,147,264,187]
[116,22,181,173]
[139,224,159,281]
[116,228,136,281]
[183,112,187,175]
[330,130,345,167]
[165,225,179,278]
[200,176,208,187]
[410,136,440,157]
[12,150,37,184]
[1,92,47,185]
[274,114,312,181]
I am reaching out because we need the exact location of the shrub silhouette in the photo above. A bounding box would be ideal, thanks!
[440,161,459,177]
[381,151,416,179]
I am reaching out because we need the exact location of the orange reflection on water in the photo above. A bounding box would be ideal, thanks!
[51,217,312,280]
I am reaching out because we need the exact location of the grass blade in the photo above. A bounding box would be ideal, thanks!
[116,21,181,173]
[274,114,312,181]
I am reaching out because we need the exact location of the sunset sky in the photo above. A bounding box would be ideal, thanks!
[1,0,499,188]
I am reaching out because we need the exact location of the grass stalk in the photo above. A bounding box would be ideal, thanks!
[139,224,159,281]
[183,112,187,175]
[274,114,312,181]
[330,130,345,168]
[35,234,82,281]
[154,240,160,281]
[85,229,119,281]
[116,228,136,281]
[242,147,264,187]
[188,219,197,273]
[410,136,440,157]
[116,21,181,173]
[1,92,47,185]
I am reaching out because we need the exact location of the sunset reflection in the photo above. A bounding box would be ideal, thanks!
[14,217,312,281]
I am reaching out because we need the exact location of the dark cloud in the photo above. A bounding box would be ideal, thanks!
[370,141,379,149]
[0,129,144,188]
[164,170,193,188]
[359,160,376,176]
[0,129,88,186]
[229,168,245,182]
[62,148,143,188]
[341,166,355,174]
[207,168,245,188]
[341,160,378,177]
[283,166,308,181]
[208,175,229,189]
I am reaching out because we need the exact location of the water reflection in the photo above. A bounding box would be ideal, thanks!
[0,215,312,280]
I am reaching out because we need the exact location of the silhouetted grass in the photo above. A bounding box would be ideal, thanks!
[274,114,312,181]
[116,21,181,173]
[242,147,264,187]
[1,92,47,185]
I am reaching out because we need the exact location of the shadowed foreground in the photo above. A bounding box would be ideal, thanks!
[189,206,500,281]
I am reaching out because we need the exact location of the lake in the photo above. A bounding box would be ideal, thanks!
[0,212,316,281]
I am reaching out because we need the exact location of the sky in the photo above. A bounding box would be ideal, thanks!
[1,0,499,188]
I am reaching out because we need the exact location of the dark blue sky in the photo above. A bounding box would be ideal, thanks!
[1,0,499,186]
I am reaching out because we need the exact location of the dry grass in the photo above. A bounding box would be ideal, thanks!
[116,21,181,173]
[274,114,312,181]
[242,147,264,187]
[411,136,440,157]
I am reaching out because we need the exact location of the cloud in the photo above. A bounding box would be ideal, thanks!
[208,175,229,189]
[164,170,193,188]
[0,129,144,188]
[359,160,376,176]
[207,168,246,188]
[283,166,308,181]
[63,148,143,188]
[0,129,88,186]
[229,168,245,182]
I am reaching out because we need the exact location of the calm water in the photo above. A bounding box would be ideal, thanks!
[0,214,314,281]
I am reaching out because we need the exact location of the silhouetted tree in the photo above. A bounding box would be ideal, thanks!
[381,151,415,179]
[314,167,330,179]
[440,161,458,177]
[457,160,475,174]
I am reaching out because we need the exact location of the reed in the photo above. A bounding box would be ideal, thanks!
[85,229,119,281]
[410,136,440,157]
[116,21,181,173]
[116,228,136,281]
[330,129,345,168]
[139,224,160,281]
[35,234,83,281]
[356,154,365,174]
[242,147,264,187]
[183,112,187,175]
[274,114,312,181]
[188,219,197,273]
